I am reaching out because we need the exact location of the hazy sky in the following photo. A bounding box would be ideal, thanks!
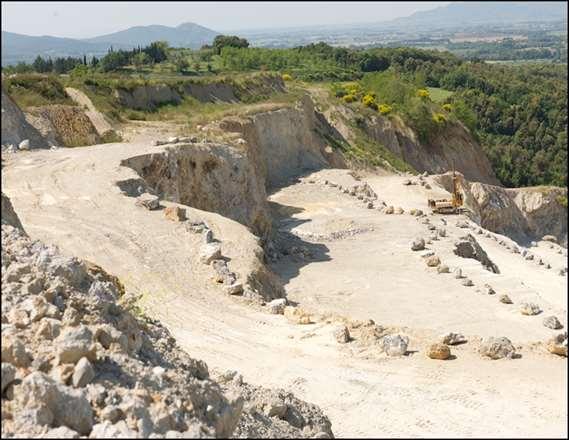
[2,1,450,38]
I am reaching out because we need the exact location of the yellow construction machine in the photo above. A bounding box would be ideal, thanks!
[427,169,465,214]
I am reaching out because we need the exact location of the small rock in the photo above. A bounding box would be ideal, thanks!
[164,206,186,222]
[199,243,222,265]
[1,362,17,393]
[265,400,288,418]
[283,306,312,325]
[167,136,179,143]
[203,229,213,244]
[461,278,473,287]
[394,207,404,214]
[1,335,32,367]
[333,325,350,344]
[483,284,495,295]
[437,265,450,274]
[135,193,160,210]
[72,357,95,387]
[543,316,563,330]
[366,202,374,209]
[267,298,287,315]
[410,238,425,251]
[426,343,451,360]
[542,235,557,243]
[402,179,411,186]
[499,294,513,304]
[381,334,408,356]
[454,268,463,279]
[441,332,466,345]
[224,282,243,295]
[55,325,96,364]
[520,302,541,316]
[18,139,30,150]
[384,206,394,215]
[425,255,441,267]
[479,337,516,359]
[8,308,30,328]
[546,332,567,357]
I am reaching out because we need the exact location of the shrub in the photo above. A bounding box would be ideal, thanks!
[343,94,356,103]
[362,93,377,109]
[417,89,431,100]
[100,130,123,143]
[333,87,347,98]
[442,103,452,112]
[378,104,392,115]
[362,93,375,107]
[282,73,293,81]
[433,113,447,124]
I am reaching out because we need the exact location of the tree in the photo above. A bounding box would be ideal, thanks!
[144,41,169,63]
[359,53,389,72]
[212,35,249,55]
[132,52,151,68]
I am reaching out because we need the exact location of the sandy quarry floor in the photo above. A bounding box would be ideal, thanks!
[2,141,567,438]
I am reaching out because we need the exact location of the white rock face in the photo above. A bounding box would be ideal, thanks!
[1,89,47,147]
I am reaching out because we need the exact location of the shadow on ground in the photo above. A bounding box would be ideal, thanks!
[267,200,331,289]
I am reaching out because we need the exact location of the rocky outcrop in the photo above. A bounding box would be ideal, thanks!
[64,87,114,137]
[1,193,24,231]
[114,85,182,111]
[25,105,100,148]
[223,95,346,188]
[112,74,285,110]
[121,142,272,239]
[433,172,567,246]
[1,88,47,148]
[1,222,333,438]
[453,233,500,273]
[329,104,498,185]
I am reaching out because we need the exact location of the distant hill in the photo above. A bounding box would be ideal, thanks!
[1,22,218,66]
[1,31,126,65]
[84,22,218,48]
[389,1,568,28]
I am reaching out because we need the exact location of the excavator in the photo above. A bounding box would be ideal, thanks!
[427,168,465,214]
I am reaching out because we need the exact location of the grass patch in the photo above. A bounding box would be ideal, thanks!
[3,74,73,109]
[426,87,453,103]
